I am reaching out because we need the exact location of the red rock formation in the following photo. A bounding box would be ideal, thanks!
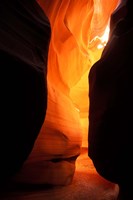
[13,0,120,186]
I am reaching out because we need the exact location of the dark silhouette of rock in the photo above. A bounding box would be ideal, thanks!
[0,0,51,181]
[88,0,133,199]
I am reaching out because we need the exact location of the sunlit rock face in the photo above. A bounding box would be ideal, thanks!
[20,0,119,186]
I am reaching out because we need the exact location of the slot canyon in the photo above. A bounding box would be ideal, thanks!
[2,0,131,199]
[22,0,120,185]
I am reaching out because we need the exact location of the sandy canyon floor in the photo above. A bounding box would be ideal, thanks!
[0,148,119,200]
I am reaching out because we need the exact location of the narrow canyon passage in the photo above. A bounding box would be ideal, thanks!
[28,0,120,185]
[0,1,123,199]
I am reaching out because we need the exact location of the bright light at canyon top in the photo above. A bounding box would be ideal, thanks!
[96,0,121,49]
[96,25,110,49]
